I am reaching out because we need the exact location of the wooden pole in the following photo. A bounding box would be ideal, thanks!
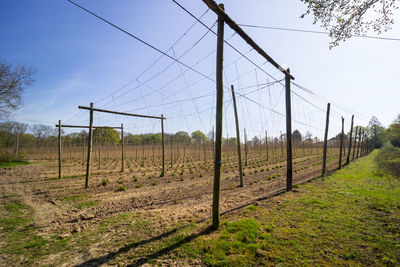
[244,128,248,166]
[170,136,173,168]
[14,133,19,158]
[356,128,362,158]
[121,123,125,172]
[85,103,94,188]
[82,134,85,166]
[98,140,101,169]
[231,85,243,187]
[265,130,269,161]
[212,4,224,229]
[352,126,358,160]
[161,114,165,177]
[203,139,206,165]
[321,103,331,176]
[141,141,145,167]
[285,69,293,191]
[202,0,294,79]
[212,126,215,159]
[280,130,284,159]
[58,120,62,179]
[346,115,354,165]
[339,116,344,169]
[360,132,364,156]
[358,130,363,158]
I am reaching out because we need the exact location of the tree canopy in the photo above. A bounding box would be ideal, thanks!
[0,59,35,117]
[93,127,120,145]
[191,130,208,144]
[300,0,398,47]
[387,122,400,147]
[368,116,387,148]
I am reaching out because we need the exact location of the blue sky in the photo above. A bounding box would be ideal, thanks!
[1,0,399,139]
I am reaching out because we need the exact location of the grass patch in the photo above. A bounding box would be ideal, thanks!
[0,199,70,265]
[75,200,100,209]
[101,179,110,186]
[116,185,126,192]
[0,161,31,168]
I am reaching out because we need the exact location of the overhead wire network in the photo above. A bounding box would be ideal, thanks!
[64,0,371,143]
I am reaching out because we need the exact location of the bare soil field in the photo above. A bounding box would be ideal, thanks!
[0,148,344,265]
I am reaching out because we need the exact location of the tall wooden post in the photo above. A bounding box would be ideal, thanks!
[203,139,206,164]
[265,130,269,161]
[231,85,243,187]
[356,128,362,158]
[244,128,248,166]
[82,134,85,166]
[346,115,354,165]
[58,120,62,179]
[170,136,173,168]
[85,103,94,188]
[121,123,125,172]
[352,126,358,160]
[360,132,364,156]
[358,131,364,157]
[98,140,101,169]
[280,130,284,158]
[141,141,145,167]
[161,114,165,177]
[339,116,344,169]
[212,126,215,159]
[321,103,331,176]
[212,3,224,229]
[285,69,293,191]
[14,133,19,158]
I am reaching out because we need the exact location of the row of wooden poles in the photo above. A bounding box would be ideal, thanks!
[57,103,166,189]
[204,0,372,229]
[55,0,373,230]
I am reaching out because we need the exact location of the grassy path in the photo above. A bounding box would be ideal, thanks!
[165,150,400,266]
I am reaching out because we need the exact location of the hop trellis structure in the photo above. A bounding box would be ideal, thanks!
[0,0,374,233]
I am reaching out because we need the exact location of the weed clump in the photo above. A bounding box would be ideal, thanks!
[116,186,126,192]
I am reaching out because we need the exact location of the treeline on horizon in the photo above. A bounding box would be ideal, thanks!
[1,121,338,149]
[1,114,399,149]
[0,122,364,150]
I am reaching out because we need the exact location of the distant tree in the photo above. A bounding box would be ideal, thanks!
[368,116,387,148]
[300,0,398,47]
[191,130,208,144]
[292,130,302,142]
[313,136,321,143]
[280,133,287,142]
[174,131,191,144]
[207,130,214,142]
[251,136,260,147]
[304,131,313,142]
[387,123,400,148]
[125,133,141,145]
[93,127,120,145]
[31,124,52,147]
[0,59,35,117]
[223,137,237,146]
[393,114,400,124]
[152,133,162,144]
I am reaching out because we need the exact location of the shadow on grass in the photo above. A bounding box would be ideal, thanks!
[73,188,290,267]
[73,155,363,266]
[74,226,214,267]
